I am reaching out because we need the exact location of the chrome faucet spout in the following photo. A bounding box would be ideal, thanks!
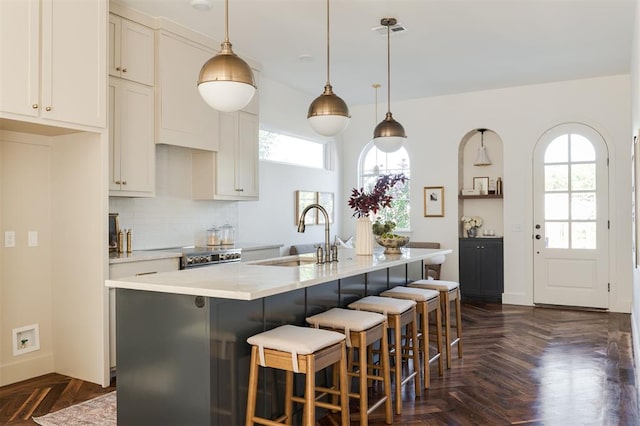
[297,203,333,263]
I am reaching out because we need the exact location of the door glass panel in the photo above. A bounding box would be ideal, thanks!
[545,193,568,220]
[546,222,569,248]
[571,193,596,220]
[571,164,595,191]
[572,222,596,249]
[570,134,596,162]
[545,165,568,191]
[545,136,568,163]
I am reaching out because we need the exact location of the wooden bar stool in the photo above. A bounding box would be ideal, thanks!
[409,280,463,368]
[306,308,393,426]
[245,325,350,426]
[380,286,444,389]
[348,296,421,415]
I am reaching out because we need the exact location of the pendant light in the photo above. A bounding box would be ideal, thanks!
[372,17,406,153]
[197,0,256,112]
[372,83,381,175]
[474,128,492,166]
[307,0,350,136]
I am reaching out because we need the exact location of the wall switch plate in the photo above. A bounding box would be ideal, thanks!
[4,231,15,247]
[28,231,38,247]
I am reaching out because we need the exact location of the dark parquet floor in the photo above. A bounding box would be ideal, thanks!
[0,302,637,425]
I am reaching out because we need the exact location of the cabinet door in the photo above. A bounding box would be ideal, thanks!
[216,112,239,197]
[109,78,155,196]
[236,111,259,197]
[41,0,106,127]
[108,14,122,79]
[120,18,154,85]
[0,0,40,117]
[156,31,219,151]
[458,240,481,298]
[478,241,504,299]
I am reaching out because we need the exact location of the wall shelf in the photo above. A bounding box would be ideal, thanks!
[458,194,504,200]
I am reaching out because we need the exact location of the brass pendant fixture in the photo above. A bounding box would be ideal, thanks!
[372,17,406,153]
[474,128,492,166]
[307,0,350,137]
[197,0,256,112]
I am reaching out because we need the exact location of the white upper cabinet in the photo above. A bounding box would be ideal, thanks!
[109,77,155,197]
[155,30,219,151]
[109,14,154,86]
[0,0,106,129]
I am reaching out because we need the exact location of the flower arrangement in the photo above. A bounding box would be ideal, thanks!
[348,173,408,218]
[461,216,483,231]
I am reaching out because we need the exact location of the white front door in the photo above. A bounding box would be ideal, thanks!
[533,124,609,308]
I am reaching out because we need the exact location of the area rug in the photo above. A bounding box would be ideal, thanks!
[33,392,116,426]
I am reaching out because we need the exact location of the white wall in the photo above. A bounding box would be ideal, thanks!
[629,0,640,387]
[341,75,631,312]
[238,77,343,254]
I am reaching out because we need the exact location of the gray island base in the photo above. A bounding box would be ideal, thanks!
[108,248,451,425]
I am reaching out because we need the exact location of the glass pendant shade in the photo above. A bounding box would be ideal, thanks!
[198,42,256,112]
[473,129,491,166]
[308,84,350,136]
[373,112,406,153]
[307,0,350,136]
[372,17,405,153]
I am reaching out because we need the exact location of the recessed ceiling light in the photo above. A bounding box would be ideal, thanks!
[190,0,211,11]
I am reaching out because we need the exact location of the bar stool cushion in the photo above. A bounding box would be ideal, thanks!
[306,308,386,347]
[410,279,459,291]
[381,286,439,302]
[246,325,345,373]
[348,295,416,315]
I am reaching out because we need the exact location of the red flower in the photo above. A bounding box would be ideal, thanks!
[348,173,408,218]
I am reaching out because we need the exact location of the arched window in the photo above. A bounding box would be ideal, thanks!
[358,142,410,229]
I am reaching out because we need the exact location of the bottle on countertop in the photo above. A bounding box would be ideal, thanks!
[117,230,124,253]
[126,229,132,253]
[496,177,503,195]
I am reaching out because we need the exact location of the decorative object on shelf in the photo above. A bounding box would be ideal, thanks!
[349,173,408,255]
[197,0,256,112]
[461,216,483,238]
[423,186,444,217]
[372,219,409,253]
[488,178,496,194]
[307,0,350,136]
[496,177,503,195]
[474,128,491,166]
[461,188,481,196]
[372,18,406,153]
[473,176,490,195]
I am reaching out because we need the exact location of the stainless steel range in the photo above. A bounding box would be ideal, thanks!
[180,247,242,269]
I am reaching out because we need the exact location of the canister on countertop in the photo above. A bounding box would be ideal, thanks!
[126,229,132,253]
[207,227,220,246]
[220,223,235,245]
[118,230,124,253]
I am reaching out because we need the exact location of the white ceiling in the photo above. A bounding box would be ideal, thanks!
[118,0,636,106]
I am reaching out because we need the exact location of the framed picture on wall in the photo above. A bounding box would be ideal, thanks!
[295,191,317,225]
[424,186,444,217]
[473,176,490,195]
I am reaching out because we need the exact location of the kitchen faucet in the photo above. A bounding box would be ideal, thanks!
[297,203,337,263]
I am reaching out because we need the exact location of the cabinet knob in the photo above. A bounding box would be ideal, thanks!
[236,188,244,192]
[32,104,39,109]
[116,67,121,71]
[45,106,52,111]
[122,68,127,73]
[122,181,127,185]
[115,180,121,184]
[535,234,541,240]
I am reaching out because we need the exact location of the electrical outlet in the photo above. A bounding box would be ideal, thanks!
[28,231,38,247]
[4,231,15,247]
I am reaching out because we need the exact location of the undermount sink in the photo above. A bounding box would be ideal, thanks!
[251,256,317,267]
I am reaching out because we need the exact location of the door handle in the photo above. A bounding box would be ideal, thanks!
[535,234,541,240]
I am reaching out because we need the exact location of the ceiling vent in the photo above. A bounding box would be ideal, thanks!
[371,23,407,36]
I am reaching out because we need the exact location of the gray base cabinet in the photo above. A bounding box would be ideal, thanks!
[458,238,504,301]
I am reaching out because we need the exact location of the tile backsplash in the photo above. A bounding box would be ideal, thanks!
[109,144,239,250]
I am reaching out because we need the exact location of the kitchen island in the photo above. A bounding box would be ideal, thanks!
[106,247,451,425]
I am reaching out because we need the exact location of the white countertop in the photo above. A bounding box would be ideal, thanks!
[106,247,452,300]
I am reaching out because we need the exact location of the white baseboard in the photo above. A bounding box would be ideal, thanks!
[501,292,533,306]
[0,353,54,387]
